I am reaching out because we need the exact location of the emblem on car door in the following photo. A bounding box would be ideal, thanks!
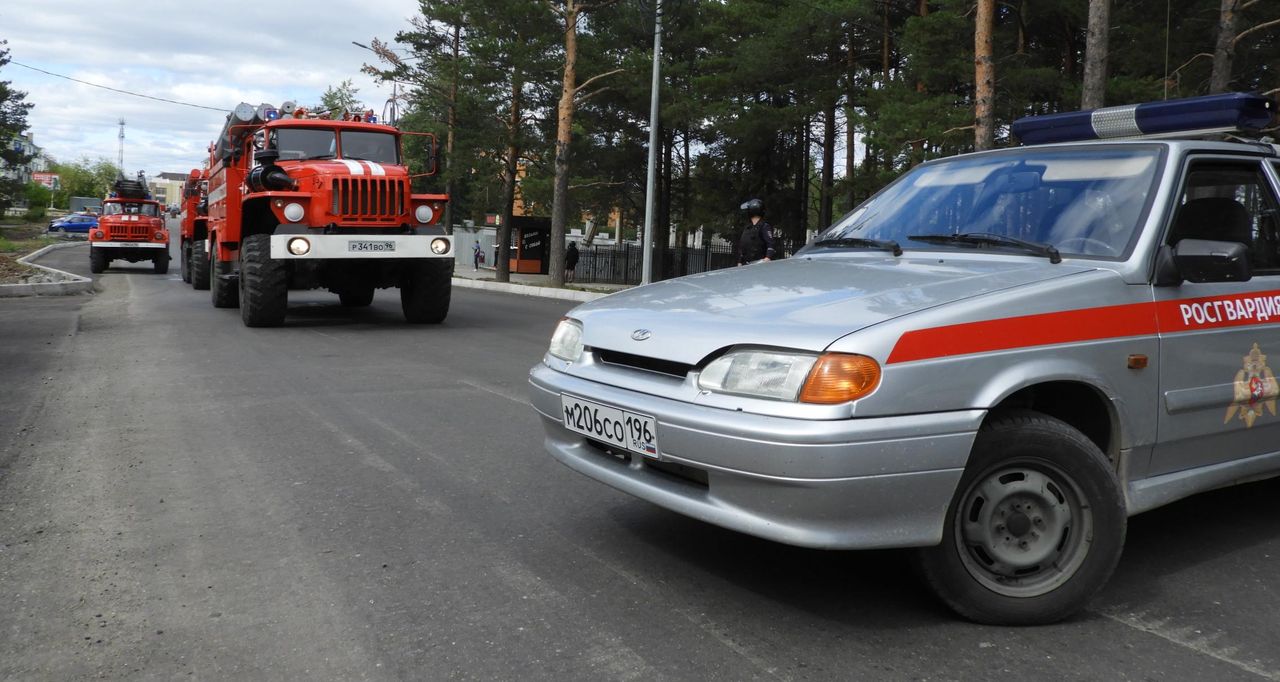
[631,329,652,341]
[1226,343,1278,428]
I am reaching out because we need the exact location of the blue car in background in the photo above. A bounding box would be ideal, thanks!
[47,213,98,238]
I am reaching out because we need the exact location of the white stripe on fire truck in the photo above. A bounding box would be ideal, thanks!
[338,159,365,175]
[362,161,386,176]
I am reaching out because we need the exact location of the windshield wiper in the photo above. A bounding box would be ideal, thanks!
[302,153,336,160]
[907,232,1061,264]
[811,236,903,256]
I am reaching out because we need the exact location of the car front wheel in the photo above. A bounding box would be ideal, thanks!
[915,410,1126,625]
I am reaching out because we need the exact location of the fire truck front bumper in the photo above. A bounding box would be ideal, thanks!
[269,234,454,260]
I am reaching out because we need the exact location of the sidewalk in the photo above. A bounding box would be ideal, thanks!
[452,265,632,303]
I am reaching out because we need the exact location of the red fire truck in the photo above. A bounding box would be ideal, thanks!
[88,173,170,274]
[178,168,209,288]
[201,102,453,327]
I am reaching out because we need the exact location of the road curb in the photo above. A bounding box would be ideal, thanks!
[0,241,94,298]
[451,276,613,303]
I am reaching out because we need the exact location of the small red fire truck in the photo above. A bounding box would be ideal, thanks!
[201,102,453,326]
[178,168,209,288]
[88,173,170,274]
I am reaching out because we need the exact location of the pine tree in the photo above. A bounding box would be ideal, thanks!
[0,43,35,214]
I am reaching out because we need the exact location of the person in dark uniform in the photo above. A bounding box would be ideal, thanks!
[737,198,776,265]
[565,242,580,282]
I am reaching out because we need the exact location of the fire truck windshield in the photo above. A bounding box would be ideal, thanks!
[274,129,337,161]
[339,131,399,164]
[103,202,159,216]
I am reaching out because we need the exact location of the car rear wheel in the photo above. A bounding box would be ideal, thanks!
[191,239,210,291]
[180,243,191,283]
[915,410,1125,625]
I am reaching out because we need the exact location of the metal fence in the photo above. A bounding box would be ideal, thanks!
[574,243,742,285]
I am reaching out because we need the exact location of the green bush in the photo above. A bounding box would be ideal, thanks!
[23,206,46,222]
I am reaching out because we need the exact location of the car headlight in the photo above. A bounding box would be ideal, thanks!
[548,318,584,362]
[283,202,305,222]
[698,350,881,403]
[698,350,817,401]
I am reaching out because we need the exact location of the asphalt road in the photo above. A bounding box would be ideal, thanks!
[2,237,1279,680]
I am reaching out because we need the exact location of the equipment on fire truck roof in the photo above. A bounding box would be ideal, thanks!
[1011,92,1276,145]
[110,170,152,200]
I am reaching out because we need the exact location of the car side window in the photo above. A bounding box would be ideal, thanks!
[1168,161,1280,274]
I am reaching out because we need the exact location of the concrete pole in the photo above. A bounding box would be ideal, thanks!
[641,0,663,286]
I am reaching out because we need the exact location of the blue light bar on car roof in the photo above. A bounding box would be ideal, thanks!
[1012,92,1276,145]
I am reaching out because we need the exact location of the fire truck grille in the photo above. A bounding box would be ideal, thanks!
[108,224,151,240]
[332,178,405,222]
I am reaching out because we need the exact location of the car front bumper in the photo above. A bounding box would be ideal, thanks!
[529,363,982,550]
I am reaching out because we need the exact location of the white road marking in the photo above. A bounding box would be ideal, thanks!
[1100,608,1280,680]
[460,378,530,406]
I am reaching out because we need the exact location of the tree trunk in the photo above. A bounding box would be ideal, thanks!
[443,23,461,232]
[548,2,581,287]
[845,25,858,210]
[1082,0,1110,109]
[974,0,996,151]
[496,71,523,283]
[819,100,836,231]
[1210,0,1240,94]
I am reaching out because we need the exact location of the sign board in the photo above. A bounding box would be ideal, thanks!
[33,172,59,190]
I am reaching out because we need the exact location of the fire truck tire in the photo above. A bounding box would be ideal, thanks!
[153,255,169,275]
[914,410,1125,626]
[239,234,287,327]
[89,247,107,274]
[191,240,210,291]
[180,243,191,282]
[400,260,452,324]
[210,246,238,309]
[339,286,375,307]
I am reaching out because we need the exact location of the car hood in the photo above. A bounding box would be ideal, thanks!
[572,255,1093,364]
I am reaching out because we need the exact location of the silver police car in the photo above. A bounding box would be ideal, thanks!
[528,93,1280,624]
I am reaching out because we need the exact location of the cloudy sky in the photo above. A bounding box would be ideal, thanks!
[3,0,422,177]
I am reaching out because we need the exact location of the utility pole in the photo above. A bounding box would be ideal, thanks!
[117,118,126,172]
[641,0,663,285]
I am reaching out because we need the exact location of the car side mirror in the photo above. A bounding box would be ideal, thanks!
[1156,238,1252,286]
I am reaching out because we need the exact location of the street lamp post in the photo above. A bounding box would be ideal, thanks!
[640,0,663,286]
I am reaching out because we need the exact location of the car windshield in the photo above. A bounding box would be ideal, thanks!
[274,128,337,161]
[809,147,1162,259]
[340,131,398,163]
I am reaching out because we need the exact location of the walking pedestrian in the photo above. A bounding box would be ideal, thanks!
[737,198,776,265]
[565,242,580,283]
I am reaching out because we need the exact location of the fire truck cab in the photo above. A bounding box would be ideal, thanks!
[89,173,170,275]
[179,168,209,288]
[203,102,453,327]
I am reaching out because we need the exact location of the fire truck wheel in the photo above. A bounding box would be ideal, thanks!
[339,286,375,307]
[153,255,169,275]
[400,260,452,324]
[191,239,210,291]
[180,244,191,283]
[210,245,238,309]
[89,248,107,274]
[914,409,1125,626]
[239,234,287,327]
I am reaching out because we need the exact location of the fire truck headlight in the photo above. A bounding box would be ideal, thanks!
[415,205,434,224]
[93,230,104,239]
[154,231,166,241]
[283,202,305,223]
[430,238,450,255]
[287,237,311,256]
